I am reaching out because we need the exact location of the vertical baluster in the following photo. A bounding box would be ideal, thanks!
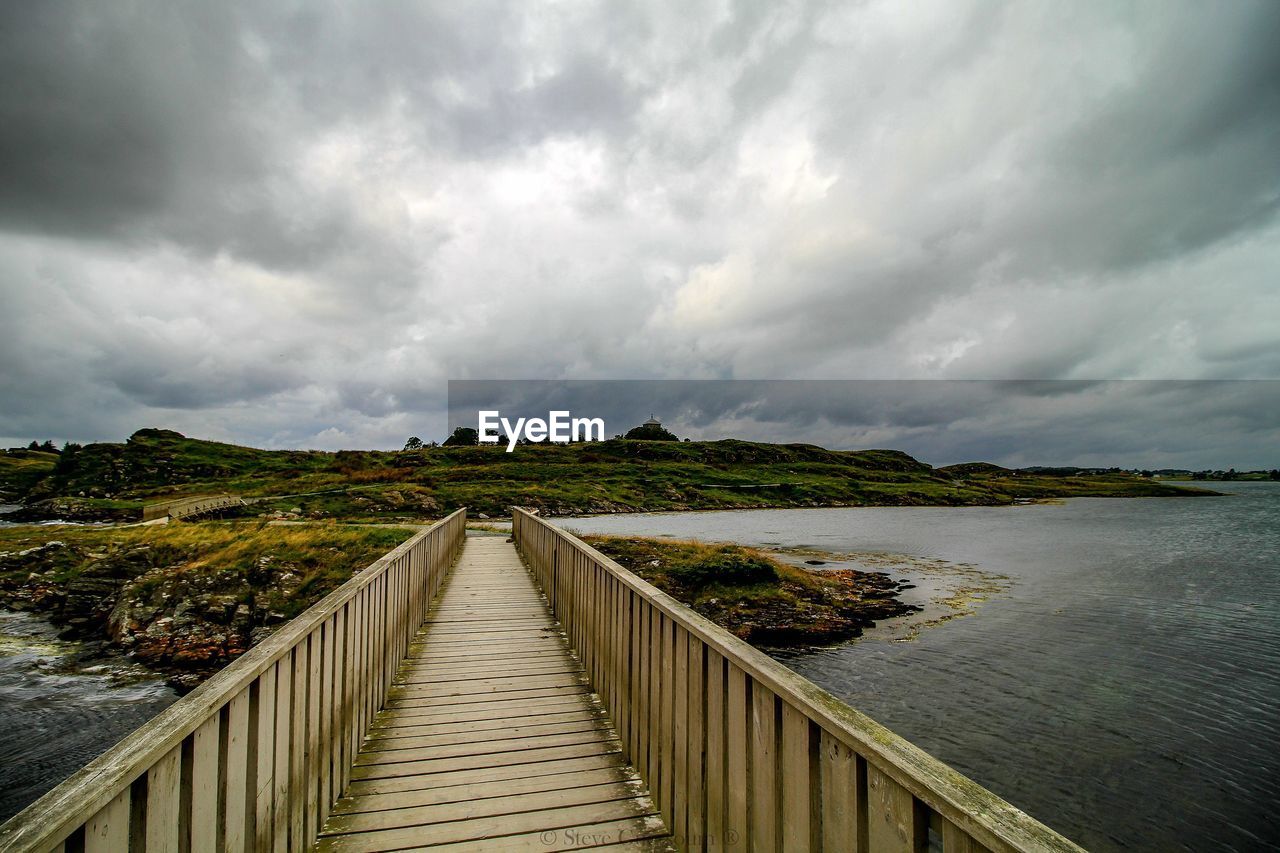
[726,665,749,853]
[146,744,182,852]
[819,731,858,851]
[319,618,336,826]
[83,788,130,853]
[254,668,277,852]
[288,641,307,851]
[705,650,727,852]
[750,682,779,852]
[331,607,347,802]
[637,595,652,786]
[272,655,292,852]
[781,703,814,853]
[648,606,663,815]
[687,636,706,852]
[866,764,925,853]
[673,625,689,846]
[223,687,250,852]
[189,714,219,852]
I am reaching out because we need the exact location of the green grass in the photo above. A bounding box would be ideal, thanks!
[8,428,1218,521]
[0,521,416,619]
[583,535,912,646]
[0,449,58,501]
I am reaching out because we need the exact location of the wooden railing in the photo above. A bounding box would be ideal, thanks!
[142,494,246,521]
[512,508,1084,853]
[0,508,466,853]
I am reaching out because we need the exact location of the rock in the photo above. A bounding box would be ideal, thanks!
[805,559,826,565]
[168,672,203,693]
[19,541,66,557]
[203,594,237,621]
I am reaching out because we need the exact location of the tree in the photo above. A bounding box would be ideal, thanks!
[442,427,479,446]
[624,423,679,441]
[402,436,424,451]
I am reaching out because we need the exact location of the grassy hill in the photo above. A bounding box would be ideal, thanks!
[0,449,59,503]
[2,428,1217,521]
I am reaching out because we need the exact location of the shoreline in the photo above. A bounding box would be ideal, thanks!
[582,533,921,649]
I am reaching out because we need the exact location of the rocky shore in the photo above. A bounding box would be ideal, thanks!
[0,523,415,692]
[583,535,917,647]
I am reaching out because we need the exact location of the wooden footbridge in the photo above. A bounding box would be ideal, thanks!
[142,494,247,522]
[0,509,1083,852]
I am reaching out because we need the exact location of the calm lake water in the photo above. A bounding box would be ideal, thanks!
[557,482,1280,852]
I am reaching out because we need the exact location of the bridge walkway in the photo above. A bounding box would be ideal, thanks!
[316,535,674,851]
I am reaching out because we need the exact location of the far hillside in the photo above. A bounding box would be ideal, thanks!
[1,428,1218,522]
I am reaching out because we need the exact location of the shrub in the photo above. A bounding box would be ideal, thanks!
[668,545,778,588]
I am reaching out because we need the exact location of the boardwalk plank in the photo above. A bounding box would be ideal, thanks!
[318,536,670,851]
[315,796,660,851]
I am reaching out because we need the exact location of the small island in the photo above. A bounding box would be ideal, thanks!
[0,427,1219,524]
[0,426,1223,693]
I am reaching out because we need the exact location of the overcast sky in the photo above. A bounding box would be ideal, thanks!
[2,2,1277,463]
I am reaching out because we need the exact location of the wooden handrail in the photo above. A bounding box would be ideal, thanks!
[512,507,1084,853]
[142,494,245,521]
[0,508,467,853]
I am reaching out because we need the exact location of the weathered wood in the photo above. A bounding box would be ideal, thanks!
[321,617,337,827]
[224,687,250,852]
[254,667,276,853]
[658,610,674,822]
[288,639,307,850]
[673,624,689,845]
[0,510,465,853]
[868,763,927,853]
[781,702,814,853]
[330,764,639,816]
[319,536,670,850]
[343,752,627,799]
[705,649,727,853]
[751,681,779,852]
[0,507,471,845]
[726,664,750,853]
[315,796,661,852]
[190,714,220,852]
[271,656,292,853]
[944,817,994,853]
[146,745,182,852]
[687,637,706,852]
[511,509,1084,853]
[83,788,129,853]
[819,730,859,852]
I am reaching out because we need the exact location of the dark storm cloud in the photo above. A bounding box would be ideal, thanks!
[449,380,1280,469]
[1,2,1277,455]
